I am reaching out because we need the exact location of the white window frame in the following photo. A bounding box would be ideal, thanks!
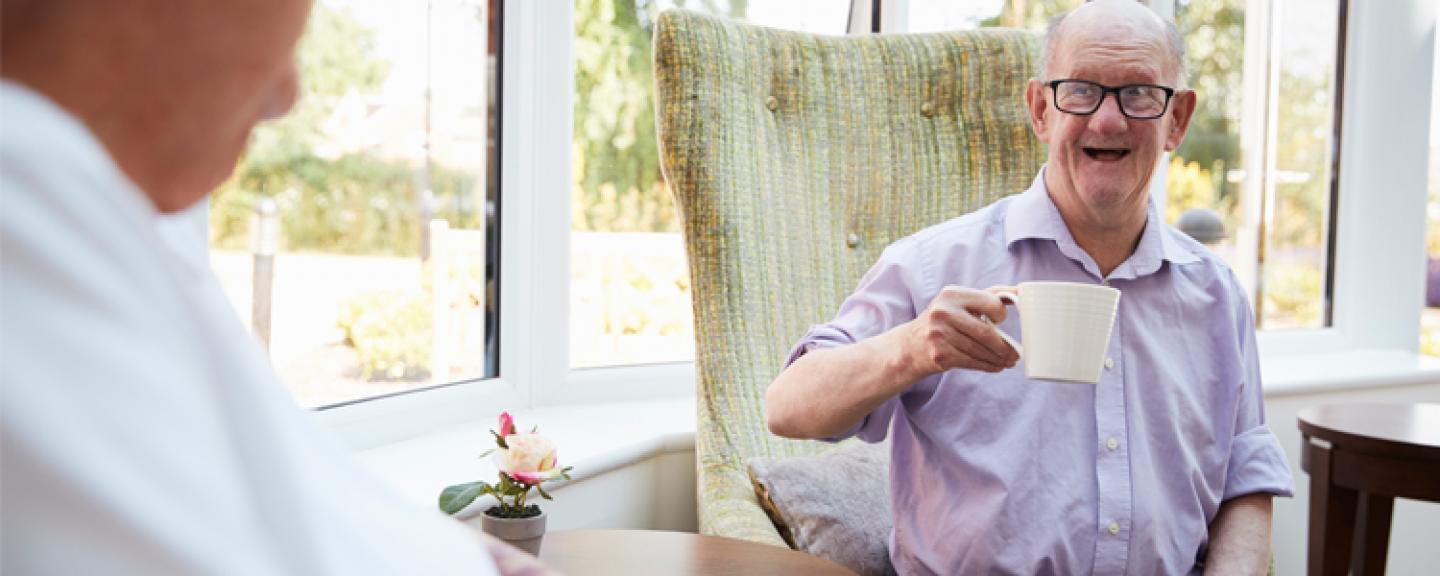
[312,0,1434,449]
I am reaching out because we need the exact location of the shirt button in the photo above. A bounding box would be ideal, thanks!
[1106,437,1118,451]
[1104,357,1114,370]
[1108,522,1120,535]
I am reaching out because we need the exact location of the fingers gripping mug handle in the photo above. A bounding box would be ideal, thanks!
[986,291,1022,360]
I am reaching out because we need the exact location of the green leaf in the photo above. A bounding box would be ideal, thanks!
[478,448,495,459]
[438,481,490,515]
[491,430,508,449]
[535,484,553,501]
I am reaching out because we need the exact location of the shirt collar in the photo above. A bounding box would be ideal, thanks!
[1003,167,1199,280]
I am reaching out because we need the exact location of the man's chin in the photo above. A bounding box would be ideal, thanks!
[146,169,229,214]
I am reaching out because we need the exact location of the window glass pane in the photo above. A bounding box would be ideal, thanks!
[1168,0,1246,271]
[1257,0,1338,330]
[209,0,501,407]
[1170,0,1339,331]
[571,0,851,369]
[1423,15,1440,358]
[904,0,1080,33]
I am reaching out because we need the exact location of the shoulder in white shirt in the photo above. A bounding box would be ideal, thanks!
[0,80,498,576]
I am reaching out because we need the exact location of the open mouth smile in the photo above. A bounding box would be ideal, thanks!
[1082,147,1130,161]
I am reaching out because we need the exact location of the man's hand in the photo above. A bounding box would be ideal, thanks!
[897,285,1020,380]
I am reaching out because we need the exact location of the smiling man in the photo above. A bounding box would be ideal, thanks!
[765,1,1293,574]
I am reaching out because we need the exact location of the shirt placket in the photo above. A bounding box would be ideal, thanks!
[1092,299,1133,574]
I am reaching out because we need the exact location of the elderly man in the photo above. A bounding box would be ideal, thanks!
[766,1,1293,574]
[0,1,544,574]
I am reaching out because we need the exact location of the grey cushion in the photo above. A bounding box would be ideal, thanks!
[747,441,895,576]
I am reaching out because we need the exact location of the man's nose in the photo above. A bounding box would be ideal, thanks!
[1086,93,1128,134]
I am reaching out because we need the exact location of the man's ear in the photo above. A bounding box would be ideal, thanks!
[1025,78,1051,142]
[1164,89,1197,152]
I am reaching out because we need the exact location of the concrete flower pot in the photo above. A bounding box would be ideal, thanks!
[480,509,547,555]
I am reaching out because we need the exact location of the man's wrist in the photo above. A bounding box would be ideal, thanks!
[876,323,926,393]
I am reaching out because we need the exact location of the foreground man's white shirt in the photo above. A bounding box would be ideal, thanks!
[0,81,499,576]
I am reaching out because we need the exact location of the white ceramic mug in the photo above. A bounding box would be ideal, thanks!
[987,281,1121,384]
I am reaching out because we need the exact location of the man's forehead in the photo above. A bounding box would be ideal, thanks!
[1056,42,1167,79]
[1051,20,1172,80]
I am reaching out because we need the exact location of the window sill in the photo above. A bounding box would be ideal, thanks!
[353,349,1439,519]
[357,397,696,520]
[1261,348,1440,398]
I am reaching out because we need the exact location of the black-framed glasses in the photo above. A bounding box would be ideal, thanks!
[1046,79,1176,119]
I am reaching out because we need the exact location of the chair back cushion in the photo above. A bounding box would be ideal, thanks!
[654,8,1044,541]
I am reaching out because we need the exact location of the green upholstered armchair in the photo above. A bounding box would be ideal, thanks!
[653,9,1045,547]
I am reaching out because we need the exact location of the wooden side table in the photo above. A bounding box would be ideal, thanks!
[1298,403,1440,576]
[538,529,856,575]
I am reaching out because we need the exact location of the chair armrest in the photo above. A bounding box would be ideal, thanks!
[698,462,790,548]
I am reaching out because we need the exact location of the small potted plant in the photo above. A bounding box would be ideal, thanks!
[439,412,572,555]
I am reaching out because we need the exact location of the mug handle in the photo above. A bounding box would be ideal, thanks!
[984,291,1022,360]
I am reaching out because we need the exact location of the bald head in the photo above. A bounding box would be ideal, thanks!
[1041,0,1187,89]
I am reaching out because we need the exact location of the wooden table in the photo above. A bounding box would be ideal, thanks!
[1298,403,1440,576]
[537,529,856,575]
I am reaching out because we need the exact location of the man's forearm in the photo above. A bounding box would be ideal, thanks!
[1205,493,1273,575]
[765,326,919,439]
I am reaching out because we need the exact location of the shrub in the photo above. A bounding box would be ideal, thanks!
[339,288,433,381]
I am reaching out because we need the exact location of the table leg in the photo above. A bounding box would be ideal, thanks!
[1307,439,1358,576]
[1349,492,1394,576]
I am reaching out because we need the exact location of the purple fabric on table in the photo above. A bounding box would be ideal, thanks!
[786,169,1293,576]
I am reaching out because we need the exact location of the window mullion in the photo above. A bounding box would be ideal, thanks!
[522,0,575,406]
[1328,0,1433,351]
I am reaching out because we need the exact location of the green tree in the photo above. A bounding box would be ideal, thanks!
[210,3,396,251]
[1172,0,1247,217]
[571,0,751,233]
[210,4,485,256]
[573,0,669,233]
[980,0,1081,29]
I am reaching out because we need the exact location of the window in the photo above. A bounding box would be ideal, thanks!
[899,0,1345,332]
[1249,0,1342,330]
[254,0,1427,446]
[569,0,855,369]
[209,0,502,408]
[1167,0,1247,279]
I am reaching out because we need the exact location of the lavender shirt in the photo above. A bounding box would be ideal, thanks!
[786,170,1293,575]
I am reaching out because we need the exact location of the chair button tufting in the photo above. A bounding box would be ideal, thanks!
[846,233,860,248]
[920,102,935,117]
[765,96,779,111]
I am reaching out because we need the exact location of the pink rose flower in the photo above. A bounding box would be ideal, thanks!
[493,433,561,485]
[498,411,515,437]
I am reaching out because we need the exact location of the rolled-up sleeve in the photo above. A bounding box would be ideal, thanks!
[1224,425,1293,500]
[1223,275,1295,500]
[783,240,923,443]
